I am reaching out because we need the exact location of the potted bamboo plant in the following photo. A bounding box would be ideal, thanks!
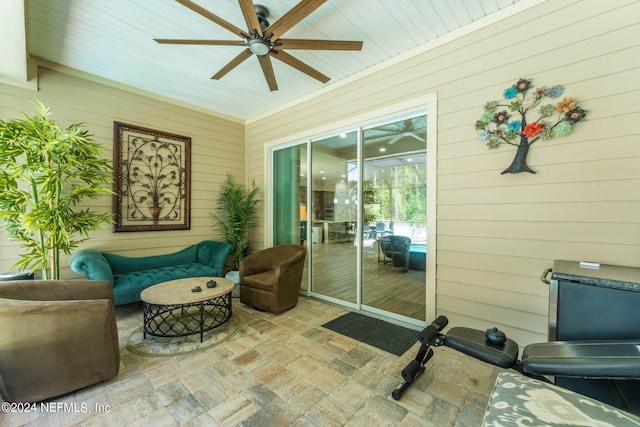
[211,173,260,271]
[0,101,113,279]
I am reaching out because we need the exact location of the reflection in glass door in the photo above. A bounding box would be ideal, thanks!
[361,116,427,321]
[272,143,308,292]
[309,131,358,305]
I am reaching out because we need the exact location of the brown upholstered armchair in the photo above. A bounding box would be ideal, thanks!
[0,280,120,403]
[239,244,307,313]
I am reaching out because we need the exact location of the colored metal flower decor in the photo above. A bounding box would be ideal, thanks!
[476,78,587,174]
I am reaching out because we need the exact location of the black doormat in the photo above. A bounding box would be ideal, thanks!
[322,311,419,356]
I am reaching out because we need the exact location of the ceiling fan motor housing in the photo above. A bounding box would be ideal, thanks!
[254,4,270,30]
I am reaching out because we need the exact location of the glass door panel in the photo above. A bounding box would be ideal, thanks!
[309,131,358,303]
[361,116,427,321]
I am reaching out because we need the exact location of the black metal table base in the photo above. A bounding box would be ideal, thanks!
[143,292,232,343]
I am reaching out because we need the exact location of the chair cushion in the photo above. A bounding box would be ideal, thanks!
[522,340,640,379]
[243,271,276,292]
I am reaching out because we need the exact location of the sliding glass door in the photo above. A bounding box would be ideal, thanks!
[271,109,428,324]
[361,117,427,320]
[307,131,358,304]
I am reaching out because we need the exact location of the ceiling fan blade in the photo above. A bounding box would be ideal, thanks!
[176,0,248,38]
[276,39,363,51]
[365,131,402,142]
[211,49,253,80]
[408,132,426,142]
[387,134,403,145]
[258,55,278,91]
[238,0,263,36]
[155,39,245,46]
[387,132,425,145]
[270,50,329,83]
[267,0,326,41]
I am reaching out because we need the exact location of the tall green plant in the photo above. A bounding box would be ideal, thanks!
[0,101,113,279]
[211,173,260,270]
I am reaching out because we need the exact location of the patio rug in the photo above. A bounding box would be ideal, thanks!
[322,311,419,356]
[126,314,242,358]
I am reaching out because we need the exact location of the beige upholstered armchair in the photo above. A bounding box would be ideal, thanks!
[239,244,307,313]
[0,280,120,403]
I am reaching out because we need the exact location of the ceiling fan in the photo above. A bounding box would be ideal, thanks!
[155,0,363,91]
[368,118,427,145]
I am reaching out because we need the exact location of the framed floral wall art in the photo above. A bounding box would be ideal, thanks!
[113,122,191,231]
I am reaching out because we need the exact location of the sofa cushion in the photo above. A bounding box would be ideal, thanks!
[483,371,640,426]
[113,263,218,304]
[103,245,198,275]
[242,271,276,292]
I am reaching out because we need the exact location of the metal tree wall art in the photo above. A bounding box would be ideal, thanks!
[476,78,587,174]
[113,122,191,231]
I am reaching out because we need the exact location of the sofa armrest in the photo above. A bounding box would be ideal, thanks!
[69,249,114,284]
[0,280,114,304]
[197,240,233,275]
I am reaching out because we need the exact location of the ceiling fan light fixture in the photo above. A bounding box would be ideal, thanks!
[248,38,271,56]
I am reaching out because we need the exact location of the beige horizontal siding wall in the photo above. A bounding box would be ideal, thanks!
[0,66,245,279]
[246,0,640,346]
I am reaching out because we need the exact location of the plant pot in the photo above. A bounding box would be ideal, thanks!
[0,270,35,281]
[225,270,240,298]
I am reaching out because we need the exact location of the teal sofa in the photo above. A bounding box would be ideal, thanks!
[69,240,232,306]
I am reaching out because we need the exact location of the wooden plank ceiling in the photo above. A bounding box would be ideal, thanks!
[27,0,523,120]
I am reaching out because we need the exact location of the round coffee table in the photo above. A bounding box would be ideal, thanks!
[140,276,233,343]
